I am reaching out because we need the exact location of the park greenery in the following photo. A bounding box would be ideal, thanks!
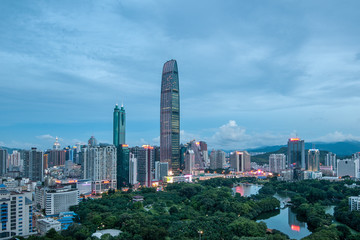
[14,177,360,240]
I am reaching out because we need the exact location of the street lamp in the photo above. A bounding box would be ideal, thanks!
[198,230,203,240]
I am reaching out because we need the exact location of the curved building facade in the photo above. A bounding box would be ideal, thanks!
[160,60,180,175]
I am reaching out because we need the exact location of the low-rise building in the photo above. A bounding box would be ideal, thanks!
[37,218,61,235]
[349,196,360,211]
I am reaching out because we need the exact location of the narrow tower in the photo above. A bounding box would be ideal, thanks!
[160,60,180,175]
[113,104,126,147]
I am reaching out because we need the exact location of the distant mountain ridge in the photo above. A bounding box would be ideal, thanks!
[247,141,360,156]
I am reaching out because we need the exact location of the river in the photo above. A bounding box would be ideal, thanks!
[233,184,311,239]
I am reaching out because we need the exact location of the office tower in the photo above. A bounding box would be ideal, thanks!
[83,145,117,193]
[307,149,320,171]
[117,144,130,189]
[230,151,251,172]
[287,138,305,169]
[155,161,169,181]
[325,152,337,170]
[179,144,186,171]
[337,159,359,178]
[129,153,137,185]
[160,59,180,175]
[210,150,225,170]
[23,148,44,182]
[184,150,195,175]
[137,145,154,187]
[199,141,209,167]
[269,154,286,173]
[0,148,8,175]
[0,184,35,238]
[113,104,126,147]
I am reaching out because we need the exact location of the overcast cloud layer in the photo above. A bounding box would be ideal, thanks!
[1,0,360,150]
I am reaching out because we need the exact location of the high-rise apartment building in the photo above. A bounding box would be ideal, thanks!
[307,149,320,171]
[83,145,117,193]
[8,150,21,172]
[269,154,286,173]
[129,153,137,185]
[160,60,180,175]
[287,138,305,169]
[0,148,8,175]
[113,104,126,147]
[117,144,130,189]
[210,150,225,170]
[184,150,195,175]
[230,151,251,172]
[155,161,169,181]
[23,148,44,182]
[137,145,154,187]
[325,152,337,170]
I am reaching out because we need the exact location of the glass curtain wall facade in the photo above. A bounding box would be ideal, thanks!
[113,104,126,147]
[160,60,180,175]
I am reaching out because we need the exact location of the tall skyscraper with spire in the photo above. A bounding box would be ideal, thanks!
[160,60,180,175]
[113,104,126,147]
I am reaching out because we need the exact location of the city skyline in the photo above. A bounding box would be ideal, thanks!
[1,1,360,150]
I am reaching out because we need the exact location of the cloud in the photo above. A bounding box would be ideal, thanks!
[314,131,360,143]
[36,134,56,140]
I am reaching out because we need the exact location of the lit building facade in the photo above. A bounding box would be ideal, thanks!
[230,151,251,172]
[160,60,180,175]
[137,145,154,187]
[287,138,305,169]
[307,149,320,171]
[129,153,137,185]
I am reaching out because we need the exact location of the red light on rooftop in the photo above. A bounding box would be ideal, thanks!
[290,138,300,141]
[122,144,129,147]
[291,225,300,232]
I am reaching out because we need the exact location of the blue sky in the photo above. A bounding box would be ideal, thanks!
[1,0,360,150]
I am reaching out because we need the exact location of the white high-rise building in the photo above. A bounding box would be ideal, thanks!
[269,154,286,173]
[83,145,117,193]
[337,159,359,178]
[0,184,35,239]
[325,152,337,171]
[129,153,137,185]
[184,149,195,175]
[230,151,251,172]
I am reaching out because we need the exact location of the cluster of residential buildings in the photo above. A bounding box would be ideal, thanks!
[268,138,360,181]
